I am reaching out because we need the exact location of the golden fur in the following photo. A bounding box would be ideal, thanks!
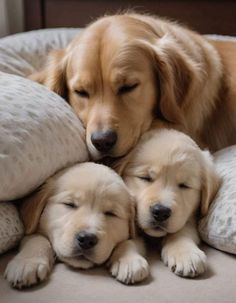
[115,129,220,277]
[5,163,149,288]
[29,13,236,158]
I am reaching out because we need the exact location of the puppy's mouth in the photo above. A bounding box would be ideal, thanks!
[143,221,168,237]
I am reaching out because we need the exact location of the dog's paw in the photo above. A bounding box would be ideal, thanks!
[109,254,149,284]
[161,243,207,278]
[4,255,52,288]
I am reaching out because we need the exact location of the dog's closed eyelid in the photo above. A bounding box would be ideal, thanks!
[117,83,139,95]
[74,89,89,98]
[178,183,191,189]
[62,202,78,209]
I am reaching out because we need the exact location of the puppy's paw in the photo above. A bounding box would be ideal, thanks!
[161,244,207,278]
[109,254,149,284]
[4,255,52,288]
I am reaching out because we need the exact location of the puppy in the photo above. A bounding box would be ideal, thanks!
[5,163,149,288]
[29,13,236,159]
[115,129,220,277]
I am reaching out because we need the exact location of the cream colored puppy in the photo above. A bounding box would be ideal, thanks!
[5,163,149,288]
[116,129,220,277]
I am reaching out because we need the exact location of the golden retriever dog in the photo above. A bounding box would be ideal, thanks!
[30,13,236,159]
[5,163,149,288]
[115,128,221,277]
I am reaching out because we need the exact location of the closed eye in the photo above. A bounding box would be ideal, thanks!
[118,83,139,95]
[137,176,153,182]
[63,202,78,209]
[178,183,190,189]
[74,89,89,98]
[104,211,117,217]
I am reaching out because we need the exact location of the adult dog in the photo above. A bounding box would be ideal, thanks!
[114,129,220,277]
[30,13,236,159]
[5,163,149,288]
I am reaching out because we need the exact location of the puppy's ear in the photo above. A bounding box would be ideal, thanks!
[129,196,137,239]
[138,36,196,127]
[20,180,54,234]
[112,152,133,176]
[28,49,67,98]
[200,151,221,216]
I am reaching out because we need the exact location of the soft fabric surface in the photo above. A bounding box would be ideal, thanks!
[0,245,235,303]
[0,28,80,77]
[0,72,89,201]
[199,146,236,254]
[0,202,24,254]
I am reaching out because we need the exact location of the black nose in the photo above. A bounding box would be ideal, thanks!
[76,231,98,250]
[151,204,171,222]
[91,130,117,153]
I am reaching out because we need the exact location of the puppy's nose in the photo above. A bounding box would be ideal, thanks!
[91,130,117,153]
[76,231,98,250]
[151,204,171,222]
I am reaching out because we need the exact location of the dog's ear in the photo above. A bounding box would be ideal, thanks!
[28,49,67,98]
[111,152,134,176]
[138,36,196,127]
[20,180,54,234]
[200,151,221,216]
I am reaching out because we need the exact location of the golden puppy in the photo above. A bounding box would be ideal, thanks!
[115,129,220,277]
[30,13,236,159]
[5,163,149,288]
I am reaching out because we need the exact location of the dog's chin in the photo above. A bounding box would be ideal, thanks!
[144,227,167,237]
[58,254,95,269]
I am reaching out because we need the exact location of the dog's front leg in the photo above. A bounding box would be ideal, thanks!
[5,234,54,288]
[161,220,206,277]
[108,237,149,284]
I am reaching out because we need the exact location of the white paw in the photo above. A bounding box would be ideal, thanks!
[161,244,207,278]
[109,254,149,284]
[4,255,52,288]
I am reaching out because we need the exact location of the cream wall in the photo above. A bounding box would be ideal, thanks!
[0,0,24,37]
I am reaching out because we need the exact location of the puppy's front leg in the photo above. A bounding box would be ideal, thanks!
[108,237,149,284]
[5,234,54,288]
[161,221,206,277]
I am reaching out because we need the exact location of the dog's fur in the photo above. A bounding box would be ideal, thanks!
[115,129,220,277]
[29,13,236,159]
[5,163,149,288]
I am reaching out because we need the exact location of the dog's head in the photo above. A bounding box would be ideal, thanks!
[115,129,220,237]
[20,163,135,269]
[30,14,195,159]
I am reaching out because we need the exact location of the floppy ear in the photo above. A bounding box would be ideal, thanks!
[200,151,221,216]
[138,36,196,127]
[20,181,54,235]
[28,49,67,98]
[111,152,133,176]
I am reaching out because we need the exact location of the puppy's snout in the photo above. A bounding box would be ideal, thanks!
[91,130,117,153]
[76,231,98,250]
[150,204,171,222]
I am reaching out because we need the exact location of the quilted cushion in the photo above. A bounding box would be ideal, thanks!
[0,72,89,201]
[199,145,236,254]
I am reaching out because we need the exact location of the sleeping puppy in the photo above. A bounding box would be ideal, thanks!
[115,129,220,277]
[5,163,149,288]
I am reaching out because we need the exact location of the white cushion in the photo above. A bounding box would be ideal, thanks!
[0,28,80,77]
[199,145,236,254]
[0,202,24,254]
[0,72,89,201]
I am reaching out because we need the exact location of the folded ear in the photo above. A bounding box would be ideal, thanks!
[111,152,133,176]
[200,151,221,216]
[28,49,67,98]
[20,180,54,234]
[138,35,197,127]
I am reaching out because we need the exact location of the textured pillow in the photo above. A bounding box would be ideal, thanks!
[0,202,24,254]
[199,145,236,254]
[0,28,80,77]
[0,72,89,201]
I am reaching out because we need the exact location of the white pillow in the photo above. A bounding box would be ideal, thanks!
[0,72,89,201]
[199,145,236,254]
[0,202,24,254]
